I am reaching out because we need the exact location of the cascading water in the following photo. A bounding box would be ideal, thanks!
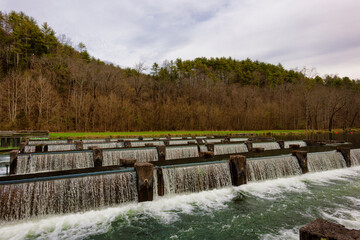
[247,156,302,182]
[102,148,159,165]
[307,151,346,172]
[165,146,199,160]
[230,138,248,142]
[0,171,138,222]
[130,141,165,147]
[15,152,94,174]
[47,144,77,152]
[168,140,190,145]
[199,145,208,152]
[214,143,248,155]
[205,139,223,143]
[161,162,232,195]
[252,142,280,150]
[24,145,36,153]
[0,155,9,176]
[82,139,106,143]
[171,137,183,140]
[28,140,67,145]
[350,148,360,166]
[24,144,77,153]
[284,140,307,148]
[83,142,120,150]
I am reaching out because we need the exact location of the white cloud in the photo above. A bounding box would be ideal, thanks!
[2,0,360,78]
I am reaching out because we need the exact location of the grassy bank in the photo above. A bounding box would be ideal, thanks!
[48,129,341,139]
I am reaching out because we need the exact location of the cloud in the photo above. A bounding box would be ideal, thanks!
[2,0,360,78]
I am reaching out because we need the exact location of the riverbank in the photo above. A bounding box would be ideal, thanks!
[49,129,358,139]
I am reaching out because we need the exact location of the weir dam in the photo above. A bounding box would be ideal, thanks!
[0,135,358,223]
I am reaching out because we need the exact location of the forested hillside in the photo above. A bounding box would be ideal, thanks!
[1,11,359,131]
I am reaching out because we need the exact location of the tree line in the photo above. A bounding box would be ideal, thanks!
[0,11,359,132]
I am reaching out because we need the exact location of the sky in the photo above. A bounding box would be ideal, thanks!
[2,0,360,79]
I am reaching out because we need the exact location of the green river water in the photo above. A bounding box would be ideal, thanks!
[0,133,359,240]
[0,166,359,240]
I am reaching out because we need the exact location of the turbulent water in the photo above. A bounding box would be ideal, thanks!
[1,166,359,240]
[165,146,199,160]
[1,135,360,239]
[102,148,158,165]
[161,162,232,195]
[214,143,248,155]
[252,142,280,150]
[247,156,302,181]
[307,151,346,172]
[16,152,94,174]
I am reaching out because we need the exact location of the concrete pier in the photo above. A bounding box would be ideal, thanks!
[75,141,83,150]
[9,150,18,175]
[92,148,103,167]
[336,147,351,167]
[135,162,154,202]
[292,150,308,174]
[245,141,253,151]
[229,155,247,186]
[157,146,166,162]
[157,167,165,196]
[120,158,136,167]
[277,140,284,149]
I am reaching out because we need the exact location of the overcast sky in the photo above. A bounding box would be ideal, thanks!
[2,0,360,78]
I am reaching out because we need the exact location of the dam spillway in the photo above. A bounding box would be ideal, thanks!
[307,151,347,172]
[0,170,137,222]
[247,155,302,182]
[160,162,232,195]
[1,134,359,224]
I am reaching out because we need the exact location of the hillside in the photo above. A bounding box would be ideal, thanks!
[0,11,359,131]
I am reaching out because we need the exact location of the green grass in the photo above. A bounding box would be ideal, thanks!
[49,129,323,140]
[0,147,17,151]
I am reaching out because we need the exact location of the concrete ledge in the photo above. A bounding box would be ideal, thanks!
[300,218,360,240]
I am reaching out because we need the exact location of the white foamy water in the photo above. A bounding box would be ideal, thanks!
[1,166,359,240]
[0,187,236,240]
[240,166,360,199]
[261,228,298,240]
